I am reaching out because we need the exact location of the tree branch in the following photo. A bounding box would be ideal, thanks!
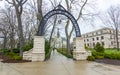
[77,0,88,21]
[5,0,13,4]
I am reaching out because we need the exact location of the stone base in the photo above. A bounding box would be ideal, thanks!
[32,52,45,62]
[31,36,45,62]
[23,49,33,60]
[23,36,45,62]
[73,51,91,60]
[73,37,92,60]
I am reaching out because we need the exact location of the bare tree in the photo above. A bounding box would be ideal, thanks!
[48,0,58,44]
[0,24,9,49]
[0,6,18,52]
[27,0,43,34]
[108,6,120,50]
[6,0,28,57]
[65,0,88,53]
[100,5,120,50]
[37,0,43,22]
[26,0,38,32]
[27,0,52,39]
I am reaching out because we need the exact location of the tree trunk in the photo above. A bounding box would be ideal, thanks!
[15,11,24,56]
[116,28,119,51]
[37,0,43,22]
[49,15,57,44]
[65,20,71,53]
[10,28,15,52]
[66,37,71,53]
[3,36,7,50]
[17,15,24,57]
[64,0,88,54]
[5,0,28,57]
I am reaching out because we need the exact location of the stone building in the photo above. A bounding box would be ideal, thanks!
[0,32,4,49]
[50,28,66,48]
[82,28,120,48]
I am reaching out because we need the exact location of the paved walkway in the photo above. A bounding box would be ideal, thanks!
[0,62,23,75]
[1,50,120,75]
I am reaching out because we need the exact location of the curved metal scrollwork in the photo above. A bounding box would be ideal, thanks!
[38,4,81,37]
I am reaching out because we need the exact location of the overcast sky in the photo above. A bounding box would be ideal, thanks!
[97,0,120,11]
[0,0,120,35]
[81,0,120,34]
[0,0,120,11]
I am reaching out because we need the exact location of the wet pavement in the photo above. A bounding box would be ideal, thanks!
[0,62,23,75]
[1,50,120,75]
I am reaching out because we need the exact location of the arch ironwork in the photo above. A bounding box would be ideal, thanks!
[38,4,81,37]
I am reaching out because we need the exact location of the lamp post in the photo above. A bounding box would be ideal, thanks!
[0,36,5,59]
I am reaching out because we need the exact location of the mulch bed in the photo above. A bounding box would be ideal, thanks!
[0,55,31,63]
[95,59,120,66]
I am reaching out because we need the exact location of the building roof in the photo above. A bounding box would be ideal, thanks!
[82,27,113,36]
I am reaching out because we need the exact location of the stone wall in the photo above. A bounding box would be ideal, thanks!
[23,49,33,60]
[23,36,45,62]
[73,37,91,60]
[32,36,45,61]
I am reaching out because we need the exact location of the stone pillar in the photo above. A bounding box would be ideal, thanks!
[32,36,45,61]
[73,37,91,60]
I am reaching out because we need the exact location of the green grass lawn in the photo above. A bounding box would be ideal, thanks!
[104,49,120,54]
[57,48,73,58]
[92,48,120,60]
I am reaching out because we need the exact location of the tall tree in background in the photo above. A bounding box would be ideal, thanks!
[37,0,43,22]
[108,6,120,50]
[6,0,27,57]
[0,7,17,51]
[65,0,88,53]
[0,24,9,50]
[48,0,58,44]
[100,5,120,50]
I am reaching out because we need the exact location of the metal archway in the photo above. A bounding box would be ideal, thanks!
[38,4,81,37]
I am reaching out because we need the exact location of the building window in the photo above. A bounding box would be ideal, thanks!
[111,41,113,45]
[110,30,111,34]
[87,43,89,47]
[92,38,94,41]
[84,40,85,42]
[87,39,89,41]
[96,32,98,35]
[87,35,88,37]
[100,31,101,34]
[96,37,99,40]
[93,43,95,47]
[101,36,104,40]
[101,42,104,46]
[101,30,103,34]
[74,47,76,49]
[110,35,112,39]
[98,31,101,34]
